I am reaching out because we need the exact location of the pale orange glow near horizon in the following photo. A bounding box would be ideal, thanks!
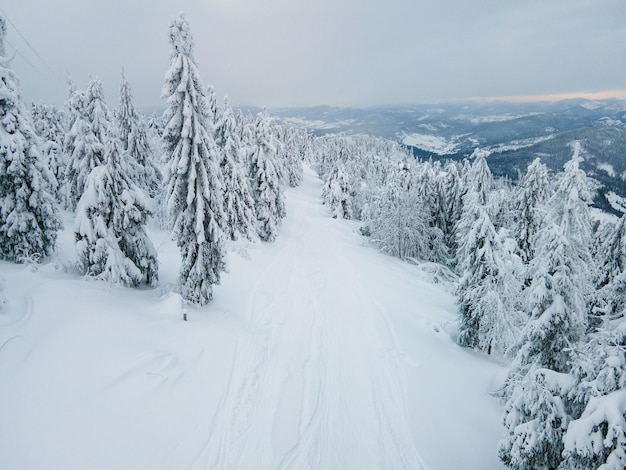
[458,90,626,104]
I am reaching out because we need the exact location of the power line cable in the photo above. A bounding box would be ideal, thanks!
[5,38,53,88]
[0,6,63,83]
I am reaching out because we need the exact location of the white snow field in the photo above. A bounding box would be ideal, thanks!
[0,167,506,470]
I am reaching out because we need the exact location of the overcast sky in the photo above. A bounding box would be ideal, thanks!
[2,0,626,110]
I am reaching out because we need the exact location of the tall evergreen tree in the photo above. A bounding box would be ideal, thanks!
[0,17,60,262]
[214,97,257,241]
[563,320,626,469]
[75,128,157,286]
[499,148,595,469]
[456,189,524,355]
[117,70,162,198]
[466,149,493,206]
[275,125,304,188]
[514,158,551,265]
[366,161,439,261]
[64,78,110,210]
[593,214,626,321]
[161,13,226,305]
[248,111,285,242]
[436,160,465,261]
[455,151,493,267]
[322,164,354,220]
[31,102,67,197]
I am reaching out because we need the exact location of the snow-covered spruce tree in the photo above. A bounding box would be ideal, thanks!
[366,160,440,261]
[248,111,285,242]
[161,13,226,305]
[456,188,525,355]
[511,150,593,372]
[500,366,574,469]
[275,124,304,188]
[498,218,589,468]
[514,158,551,265]
[490,178,517,232]
[64,78,110,210]
[499,148,595,469]
[0,17,61,262]
[466,148,493,206]
[454,151,493,268]
[322,164,354,220]
[117,70,162,198]
[61,79,84,205]
[31,102,67,197]
[434,160,465,261]
[414,160,450,265]
[214,97,257,241]
[562,320,626,469]
[593,213,626,322]
[75,127,157,286]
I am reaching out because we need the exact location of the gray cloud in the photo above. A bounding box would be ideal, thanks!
[3,0,626,109]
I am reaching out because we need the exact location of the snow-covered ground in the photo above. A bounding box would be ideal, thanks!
[0,167,506,469]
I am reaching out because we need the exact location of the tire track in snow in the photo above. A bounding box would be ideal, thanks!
[277,216,429,470]
[189,189,317,470]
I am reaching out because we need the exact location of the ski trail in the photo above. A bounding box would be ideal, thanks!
[188,167,429,469]
[277,201,429,470]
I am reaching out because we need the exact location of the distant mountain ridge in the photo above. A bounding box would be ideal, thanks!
[271,99,626,214]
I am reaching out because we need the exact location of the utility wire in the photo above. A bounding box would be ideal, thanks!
[0,6,63,83]
[5,38,53,87]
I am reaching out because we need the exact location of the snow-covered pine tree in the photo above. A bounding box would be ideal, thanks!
[64,78,110,210]
[161,13,226,305]
[275,125,304,188]
[117,70,162,198]
[466,148,493,206]
[562,320,626,469]
[509,150,593,372]
[322,164,354,220]
[75,127,157,286]
[436,160,464,262]
[62,79,84,205]
[117,69,133,151]
[455,151,493,268]
[248,111,285,242]
[514,158,551,265]
[366,160,438,261]
[414,160,450,265]
[593,213,626,322]
[0,17,61,262]
[499,366,574,469]
[456,189,524,355]
[31,102,67,198]
[499,147,595,469]
[214,97,257,241]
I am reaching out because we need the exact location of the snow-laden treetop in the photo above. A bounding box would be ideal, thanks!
[168,13,194,56]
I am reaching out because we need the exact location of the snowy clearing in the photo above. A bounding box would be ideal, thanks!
[597,162,616,178]
[454,113,543,124]
[0,167,506,470]
[485,134,555,154]
[399,132,460,156]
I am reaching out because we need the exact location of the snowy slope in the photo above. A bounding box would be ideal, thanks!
[0,167,506,470]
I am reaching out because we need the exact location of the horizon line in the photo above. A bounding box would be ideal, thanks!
[455,90,626,104]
